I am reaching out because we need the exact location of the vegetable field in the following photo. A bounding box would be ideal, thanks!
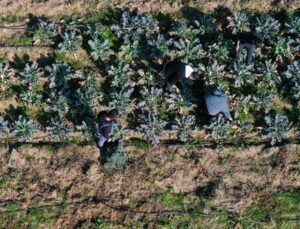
[0,8,299,147]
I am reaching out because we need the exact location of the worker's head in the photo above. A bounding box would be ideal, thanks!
[185,65,197,80]
[107,109,119,120]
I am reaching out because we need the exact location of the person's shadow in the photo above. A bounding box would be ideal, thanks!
[98,141,119,165]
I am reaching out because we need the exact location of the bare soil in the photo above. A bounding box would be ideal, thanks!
[0,0,299,23]
[0,143,299,227]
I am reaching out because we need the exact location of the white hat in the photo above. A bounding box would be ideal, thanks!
[185,65,194,78]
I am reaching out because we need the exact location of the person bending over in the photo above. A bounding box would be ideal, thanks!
[97,109,119,148]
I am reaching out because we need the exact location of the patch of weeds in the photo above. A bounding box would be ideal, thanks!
[156,188,185,210]
[271,191,300,216]
[130,139,151,149]
[0,34,32,46]
[44,144,59,154]
[0,14,24,23]
[56,51,92,70]
[240,204,268,228]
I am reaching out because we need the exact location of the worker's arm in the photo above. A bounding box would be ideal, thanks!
[236,40,240,52]
[101,124,112,139]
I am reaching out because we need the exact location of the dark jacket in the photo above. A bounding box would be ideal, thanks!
[98,112,115,139]
[164,61,187,89]
[238,32,264,47]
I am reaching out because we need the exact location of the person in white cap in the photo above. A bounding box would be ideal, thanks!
[163,60,197,93]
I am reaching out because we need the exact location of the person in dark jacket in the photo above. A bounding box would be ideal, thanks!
[163,60,197,92]
[236,32,264,64]
[203,86,233,121]
[97,109,118,148]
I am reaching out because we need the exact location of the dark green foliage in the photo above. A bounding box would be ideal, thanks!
[204,114,231,140]
[137,112,167,145]
[261,114,289,145]
[58,32,81,53]
[232,63,254,87]
[46,118,71,141]
[284,61,300,99]
[12,115,38,142]
[109,87,134,116]
[46,62,72,90]
[228,11,250,34]
[32,19,57,43]
[0,116,9,136]
[172,115,197,142]
[111,11,158,43]
[174,38,205,63]
[104,142,128,170]
[88,37,114,62]
[255,16,280,41]
[20,62,44,86]
[108,61,133,88]
[19,91,43,107]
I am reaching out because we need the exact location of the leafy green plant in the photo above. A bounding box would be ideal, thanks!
[137,112,167,145]
[118,40,140,64]
[205,60,228,91]
[285,16,300,35]
[19,90,43,107]
[58,31,80,53]
[0,62,12,92]
[170,21,201,41]
[71,86,98,117]
[109,87,134,116]
[44,93,69,118]
[256,16,280,41]
[166,92,193,112]
[174,38,205,64]
[284,61,300,99]
[111,123,129,143]
[208,37,232,63]
[194,15,217,35]
[137,87,163,115]
[46,62,72,91]
[274,36,292,62]
[12,115,38,142]
[20,62,44,87]
[252,91,273,111]
[257,60,280,92]
[204,114,231,140]
[46,118,71,141]
[228,11,250,34]
[171,115,197,142]
[104,146,128,171]
[76,121,96,140]
[260,114,289,145]
[0,116,9,137]
[111,11,158,43]
[88,37,114,62]
[32,19,57,43]
[108,61,133,88]
[148,34,173,58]
[232,63,254,87]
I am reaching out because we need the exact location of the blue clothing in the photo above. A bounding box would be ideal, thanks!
[204,87,231,119]
[97,113,115,148]
[236,43,256,65]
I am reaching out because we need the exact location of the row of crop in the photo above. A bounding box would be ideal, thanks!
[0,58,297,145]
[0,10,299,146]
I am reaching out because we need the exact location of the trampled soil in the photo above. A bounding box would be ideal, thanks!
[0,143,299,227]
